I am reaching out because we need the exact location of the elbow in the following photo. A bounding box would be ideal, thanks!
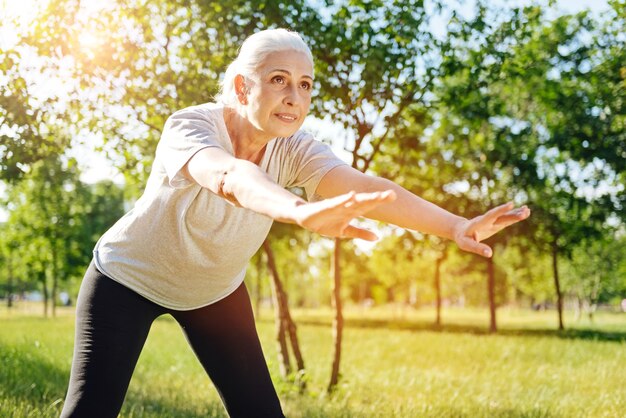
[217,170,240,206]
[217,160,258,205]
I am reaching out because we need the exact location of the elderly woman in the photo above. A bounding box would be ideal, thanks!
[61,29,529,417]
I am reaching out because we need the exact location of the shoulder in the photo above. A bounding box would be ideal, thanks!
[158,102,228,148]
[271,130,342,166]
[276,130,319,151]
[166,102,224,125]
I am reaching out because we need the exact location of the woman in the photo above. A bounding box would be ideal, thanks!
[61,29,530,417]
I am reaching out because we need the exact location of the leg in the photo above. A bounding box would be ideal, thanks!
[173,283,284,418]
[61,262,166,418]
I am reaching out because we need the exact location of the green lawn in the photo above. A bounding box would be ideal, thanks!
[1,305,625,417]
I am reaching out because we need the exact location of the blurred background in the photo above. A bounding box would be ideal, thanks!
[0,1,625,416]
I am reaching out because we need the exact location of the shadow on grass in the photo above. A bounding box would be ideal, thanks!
[285,317,626,343]
[122,392,227,418]
[0,344,68,409]
[0,343,226,418]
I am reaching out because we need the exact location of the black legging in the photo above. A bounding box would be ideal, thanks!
[60,261,284,418]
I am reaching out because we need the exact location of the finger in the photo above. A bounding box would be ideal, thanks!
[494,206,531,226]
[457,235,493,258]
[316,191,357,211]
[484,201,515,221]
[341,224,379,241]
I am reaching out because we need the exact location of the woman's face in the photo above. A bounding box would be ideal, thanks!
[243,50,314,139]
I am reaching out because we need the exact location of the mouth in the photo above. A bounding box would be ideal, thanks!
[275,113,299,123]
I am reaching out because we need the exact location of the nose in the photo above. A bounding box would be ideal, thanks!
[283,84,300,107]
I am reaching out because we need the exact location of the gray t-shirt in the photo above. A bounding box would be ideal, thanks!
[94,102,347,310]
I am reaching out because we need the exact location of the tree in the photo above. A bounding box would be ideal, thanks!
[5,157,82,315]
[2,157,125,316]
[562,234,626,320]
[432,2,625,331]
[0,222,20,307]
[366,231,429,314]
[307,0,445,390]
[496,238,554,308]
[521,5,625,328]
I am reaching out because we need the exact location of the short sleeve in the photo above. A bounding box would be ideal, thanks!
[279,132,348,200]
[155,105,227,189]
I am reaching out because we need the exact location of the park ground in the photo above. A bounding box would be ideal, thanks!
[1,304,625,417]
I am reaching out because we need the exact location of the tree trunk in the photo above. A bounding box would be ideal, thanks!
[41,271,49,318]
[263,241,291,377]
[51,243,58,318]
[574,295,583,322]
[359,281,367,305]
[285,310,306,390]
[589,279,600,323]
[487,255,497,333]
[7,253,13,309]
[275,315,291,376]
[328,238,343,392]
[262,240,306,384]
[551,241,564,330]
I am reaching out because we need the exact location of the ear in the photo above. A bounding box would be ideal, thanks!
[234,74,248,104]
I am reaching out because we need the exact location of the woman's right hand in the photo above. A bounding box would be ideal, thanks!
[293,190,397,240]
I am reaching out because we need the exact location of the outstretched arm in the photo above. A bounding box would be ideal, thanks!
[182,147,397,240]
[315,165,530,257]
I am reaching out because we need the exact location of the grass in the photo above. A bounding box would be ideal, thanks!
[1,303,625,417]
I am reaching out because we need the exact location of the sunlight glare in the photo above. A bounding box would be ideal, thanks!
[79,30,102,51]
[1,0,44,23]
[1,0,49,48]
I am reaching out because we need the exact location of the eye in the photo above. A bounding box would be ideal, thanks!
[300,81,312,91]
[271,75,285,84]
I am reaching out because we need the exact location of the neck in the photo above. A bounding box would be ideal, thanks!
[223,106,271,164]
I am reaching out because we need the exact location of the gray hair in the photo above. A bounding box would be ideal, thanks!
[215,28,314,105]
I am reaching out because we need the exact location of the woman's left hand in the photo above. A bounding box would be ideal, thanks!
[452,202,531,258]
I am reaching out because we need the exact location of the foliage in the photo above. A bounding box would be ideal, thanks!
[265,222,331,308]
[495,240,554,305]
[365,231,432,305]
[21,0,319,197]
[0,158,125,307]
[0,44,75,182]
[5,158,85,297]
[562,234,626,307]
[308,0,442,171]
